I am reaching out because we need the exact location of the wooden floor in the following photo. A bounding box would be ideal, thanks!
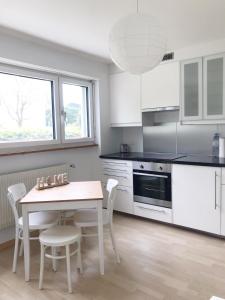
[1,214,225,300]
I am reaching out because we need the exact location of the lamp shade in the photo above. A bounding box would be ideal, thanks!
[109,13,167,74]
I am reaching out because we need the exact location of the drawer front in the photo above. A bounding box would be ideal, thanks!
[134,202,172,223]
[102,171,132,187]
[102,159,132,173]
[114,186,134,214]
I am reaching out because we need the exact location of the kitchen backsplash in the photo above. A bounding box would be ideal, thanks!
[121,111,225,156]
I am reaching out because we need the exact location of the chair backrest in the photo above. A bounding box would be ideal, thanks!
[106,179,118,224]
[7,183,27,226]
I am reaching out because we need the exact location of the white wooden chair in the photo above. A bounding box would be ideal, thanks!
[73,178,120,263]
[7,183,59,273]
[39,225,82,293]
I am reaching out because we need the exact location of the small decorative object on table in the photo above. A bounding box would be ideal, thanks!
[36,173,69,190]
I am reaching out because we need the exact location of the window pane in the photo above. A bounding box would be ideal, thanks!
[0,73,55,143]
[62,83,89,140]
[207,57,223,115]
[184,62,199,117]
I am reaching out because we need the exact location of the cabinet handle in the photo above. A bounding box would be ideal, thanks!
[133,172,168,178]
[104,173,127,179]
[136,206,166,214]
[104,162,127,166]
[215,171,217,210]
[117,187,128,192]
[104,167,128,173]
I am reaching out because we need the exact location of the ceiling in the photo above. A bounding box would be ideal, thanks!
[0,0,225,61]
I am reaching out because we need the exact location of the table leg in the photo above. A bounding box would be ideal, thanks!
[97,200,104,275]
[22,205,30,281]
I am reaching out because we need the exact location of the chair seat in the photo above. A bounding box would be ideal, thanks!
[74,209,109,227]
[39,225,81,247]
[18,211,59,230]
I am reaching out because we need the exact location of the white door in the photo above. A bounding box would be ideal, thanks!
[203,54,225,120]
[181,58,203,121]
[173,164,221,234]
[141,61,179,110]
[109,72,141,127]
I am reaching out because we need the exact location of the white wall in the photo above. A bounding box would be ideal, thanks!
[0,27,124,242]
[0,27,121,181]
[121,127,143,152]
[108,37,225,153]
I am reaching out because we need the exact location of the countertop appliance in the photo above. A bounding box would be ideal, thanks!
[133,161,172,209]
[120,144,129,153]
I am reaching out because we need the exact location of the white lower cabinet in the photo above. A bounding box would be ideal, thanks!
[101,159,134,214]
[114,186,133,214]
[221,186,225,236]
[173,164,221,234]
[102,159,225,235]
[134,202,172,223]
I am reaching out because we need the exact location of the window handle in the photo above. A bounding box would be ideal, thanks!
[61,110,67,119]
[61,110,66,122]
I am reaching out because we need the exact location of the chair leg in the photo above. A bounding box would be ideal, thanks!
[77,240,83,274]
[66,245,72,293]
[39,244,45,290]
[109,225,120,264]
[12,229,19,273]
[19,240,24,257]
[51,247,57,272]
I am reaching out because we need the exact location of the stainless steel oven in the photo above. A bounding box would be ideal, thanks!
[133,161,172,208]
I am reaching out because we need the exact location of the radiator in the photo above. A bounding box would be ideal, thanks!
[0,164,70,230]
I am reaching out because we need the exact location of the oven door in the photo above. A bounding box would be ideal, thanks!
[133,171,171,208]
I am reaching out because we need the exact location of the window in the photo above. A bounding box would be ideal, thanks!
[60,78,93,142]
[0,64,94,148]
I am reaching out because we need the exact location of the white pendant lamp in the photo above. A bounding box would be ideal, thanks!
[109,0,167,74]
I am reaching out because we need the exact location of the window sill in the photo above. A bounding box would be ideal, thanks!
[0,143,98,157]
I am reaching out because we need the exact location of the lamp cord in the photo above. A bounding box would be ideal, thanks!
[137,0,139,13]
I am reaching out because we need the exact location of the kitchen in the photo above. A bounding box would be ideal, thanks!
[99,47,225,238]
[1,1,225,300]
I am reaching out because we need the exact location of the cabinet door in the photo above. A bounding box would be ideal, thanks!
[114,186,134,214]
[181,58,203,121]
[173,164,221,234]
[203,54,225,120]
[109,72,141,127]
[141,61,179,110]
[221,185,225,235]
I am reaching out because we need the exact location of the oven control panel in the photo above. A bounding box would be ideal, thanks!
[132,161,171,173]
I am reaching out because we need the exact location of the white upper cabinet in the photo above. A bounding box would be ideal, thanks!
[141,61,180,111]
[203,54,225,120]
[109,72,141,127]
[181,58,203,121]
[181,53,225,123]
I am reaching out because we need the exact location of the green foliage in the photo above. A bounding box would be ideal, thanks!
[0,128,53,141]
[65,103,81,125]
[0,125,82,142]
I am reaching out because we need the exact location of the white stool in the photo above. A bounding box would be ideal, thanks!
[39,225,83,293]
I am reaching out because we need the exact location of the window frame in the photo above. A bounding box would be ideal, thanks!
[0,64,95,149]
[59,76,95,144]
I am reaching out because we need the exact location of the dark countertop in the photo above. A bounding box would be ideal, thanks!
[172,155,225,167]
[99,152,182,163]
[99,152,225,167]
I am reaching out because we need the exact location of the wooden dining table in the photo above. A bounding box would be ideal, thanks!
[20,181,104,282]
